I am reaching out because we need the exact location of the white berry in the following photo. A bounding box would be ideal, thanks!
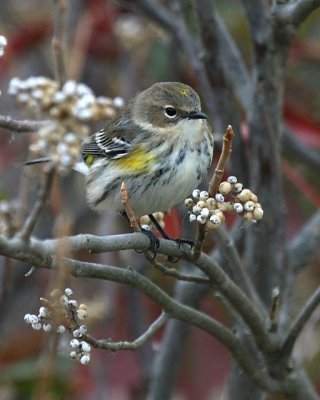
[80,354,91,365]
[199,191,209,200]
[233,203,244,213]
[192,189,200,199]
[227,176,237,183]
[215,193,224,202]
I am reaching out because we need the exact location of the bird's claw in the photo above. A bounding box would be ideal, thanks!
[166,238,194,263]
[173,238,194,248]
[137,228,160,259]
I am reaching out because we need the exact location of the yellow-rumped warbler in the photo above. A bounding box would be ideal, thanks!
[82,82,214,217]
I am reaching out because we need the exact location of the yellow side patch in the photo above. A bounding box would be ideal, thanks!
[84,154,95,166]
[115,146,156,173]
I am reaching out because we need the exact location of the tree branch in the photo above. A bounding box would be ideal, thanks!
[208,125,235,197]
[52,0,68,85]
[17,167,55,242]
[146,277,210,400]
[0,232,278,353]
[0,115,49,132]
[24,252,281,391]
[84,311,169,351]
[214,226,266,316]
[147,255,210,285]
[281,286,320,360]
[289,210,320,272]
[213,12,252,112]
[274,0,320,27]
[282,126,320,170]
[240,0,270,45]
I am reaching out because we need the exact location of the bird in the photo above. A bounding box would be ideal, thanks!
[81,82,214,219]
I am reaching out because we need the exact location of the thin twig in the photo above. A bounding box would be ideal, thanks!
[269,286,280,332]
[52,0,68,85]
[17,167,55,242]
[281,286,320,360]
[214,226,266,315]
[68,10,93,81]
[84,312,169,351]
[121,182,140,232]
[213,11,252,112]
[208,125,235,196]
[193,125,235,259]
[146,254,210,285]
[288,210,320,273]
[191,226,207,261]
[240,0,269,45]
[282,126,320,170]
[0,115,49,132]
[274,0,320,27]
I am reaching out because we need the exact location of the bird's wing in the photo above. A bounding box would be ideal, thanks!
[81,103,143,165]
[82,129,131,160]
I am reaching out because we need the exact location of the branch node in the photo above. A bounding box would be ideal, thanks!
[121,182,140,232]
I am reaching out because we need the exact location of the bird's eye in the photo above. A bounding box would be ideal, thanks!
[164,106,177,118]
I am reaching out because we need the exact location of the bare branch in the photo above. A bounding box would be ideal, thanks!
[240,0,270,45]
[121,0,176,35]
[147,255,210,285]
[17,167,55,242]
[191,226,207,262]
[194,251,278,353]
[214,226,266,315]
[52,0,68,85]
[146,279,209,399]
[269,287,280,331]
[289,210,320,272]
[274,0,320,27]
[121,182,140,232]
[283,369,320,400]
[16,249,280,391]
[0,232,278,353]
[0,115,49,133]
[283,126,320,170]
[208,125,235,197]
[213,12,252,112]
[84,312,169,351]
[281,286,320,359]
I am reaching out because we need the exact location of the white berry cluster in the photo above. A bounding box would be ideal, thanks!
[8,77,124,174]
[140,212,165,231]
[8,77,123,121]
[69,331,92,365]
[24,296,66,334]
[0,200,19,238]
[29,121,87,175]
[0,35,7,57]
[24,288,92,365]
[186,176,264,229]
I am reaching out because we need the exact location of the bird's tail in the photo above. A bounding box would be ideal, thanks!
[24,157,51,165]
[24,157,89,175]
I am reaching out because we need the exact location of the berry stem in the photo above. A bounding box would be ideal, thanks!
[121,182,140,232]
[193,125,235,259]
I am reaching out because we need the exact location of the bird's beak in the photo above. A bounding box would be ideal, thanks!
[188,110,208,119]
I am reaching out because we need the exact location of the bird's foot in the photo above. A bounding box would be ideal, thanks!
[136,228,160,259]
